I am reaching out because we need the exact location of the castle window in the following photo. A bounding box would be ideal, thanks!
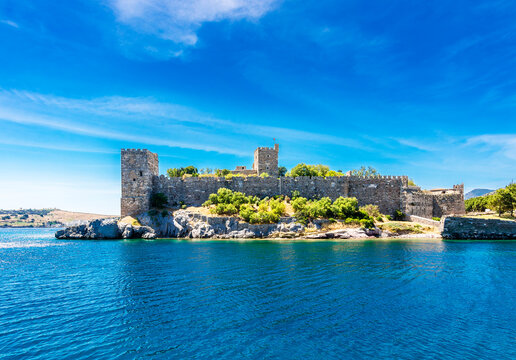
[133,178,136,182]
[266,166,269,169]
[139,171,143,176]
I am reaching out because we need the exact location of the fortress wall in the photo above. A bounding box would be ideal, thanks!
[279,176,350,200]
[348,176,405,215]
[154,175,407,215]
[401,190,434,219]
[432,193,465,217]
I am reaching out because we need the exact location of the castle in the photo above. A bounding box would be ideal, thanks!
[121,146,465,219]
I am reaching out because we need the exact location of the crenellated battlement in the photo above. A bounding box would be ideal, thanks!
[120,147,464,218]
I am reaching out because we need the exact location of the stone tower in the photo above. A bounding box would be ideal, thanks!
[253,144,279,176]
[121,149,159,217]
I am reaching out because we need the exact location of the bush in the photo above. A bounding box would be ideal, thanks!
[292,197,308,212]
[432,217,441,221]
[345,218,360,225]
[393,210,404,221]
[331,197,359,219]
[212,203,238,215]
[386,215,392,221]
[150,193,168,209]
[359,204,380,218]
[360,218,375,229]
[376,216,383,222]
[291,190,300,199]
[239,204,254,222]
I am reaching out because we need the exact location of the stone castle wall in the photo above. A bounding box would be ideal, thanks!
[153,175,408,215]
[120,149,465,219]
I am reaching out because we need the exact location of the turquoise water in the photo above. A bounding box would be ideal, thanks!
[1,229,515,359]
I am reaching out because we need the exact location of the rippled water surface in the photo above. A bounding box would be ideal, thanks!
[1,228,515,359]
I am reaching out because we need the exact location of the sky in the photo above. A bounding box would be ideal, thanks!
[0,0,515,214]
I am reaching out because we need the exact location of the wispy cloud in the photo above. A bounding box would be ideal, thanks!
[0,89,366,156]
[109,0,279,56]
[0,19,19,28]
[466,134,516,160]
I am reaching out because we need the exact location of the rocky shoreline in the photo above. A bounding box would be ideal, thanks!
[55,210,412,240]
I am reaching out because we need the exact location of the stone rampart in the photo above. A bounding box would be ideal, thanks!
[441,217,516,240]
[120,148,465,219]
[153,175,408,215]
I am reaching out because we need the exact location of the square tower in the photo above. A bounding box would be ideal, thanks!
[253,144,279,177]
[121,149,159,217]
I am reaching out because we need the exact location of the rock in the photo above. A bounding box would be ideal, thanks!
[304,233,330,239]
[122,225,133,239]
[227,229,256,239]
[288,223,305,232]
[142,232,157,239]
[190,222,215,238]
[87,218,120,239]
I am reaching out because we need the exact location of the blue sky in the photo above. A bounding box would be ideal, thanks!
[1,0,515,214]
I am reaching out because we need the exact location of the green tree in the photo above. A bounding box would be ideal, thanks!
[167,166,198,177]
[289,163,330,177]
[349,166,380,177]
[278,166,288,177]
[488,188,514,215]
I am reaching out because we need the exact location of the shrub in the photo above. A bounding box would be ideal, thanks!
[393,210,404,221]
[306,197,332,218]
[345,218,360,225]
[386,215,392,221]
[291,190,301,199]
[269,198,286,216]
[260,172,270,178]
[161,209,169,217]
[331,197,359,219]
[239,204,254,222]
[150,193,168,209]
[292,197,308,212]
[360,218,375,229]
[278,166,288,177]
[376,216,383,222]
[432,217,441,221]
[359,204,380,218]
[213,203,238,215]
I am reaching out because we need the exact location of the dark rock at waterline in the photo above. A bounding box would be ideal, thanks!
[55,218,156,240]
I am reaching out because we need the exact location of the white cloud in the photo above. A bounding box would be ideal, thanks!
[0,19,19,28]
[109,0,278,54]
[467,134,516,160]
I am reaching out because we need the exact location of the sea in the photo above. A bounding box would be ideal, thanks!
[0,228,515,359]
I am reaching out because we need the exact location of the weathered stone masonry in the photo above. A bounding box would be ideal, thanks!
[121,148,465,218]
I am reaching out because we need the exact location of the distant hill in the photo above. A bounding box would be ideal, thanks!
[465,189,494,200]
[0,209,115,228]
